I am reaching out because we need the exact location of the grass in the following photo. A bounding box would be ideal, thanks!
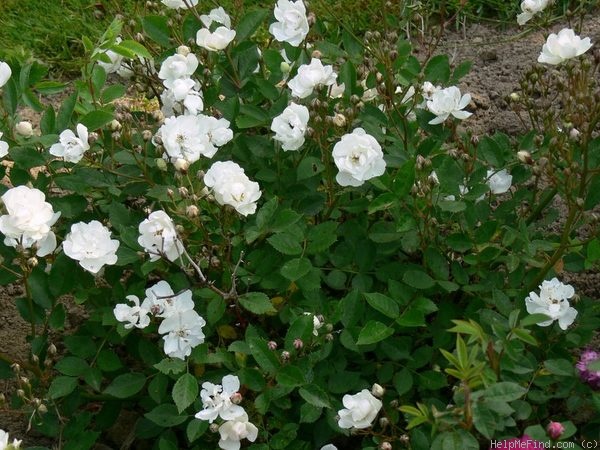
[0,0,589,77]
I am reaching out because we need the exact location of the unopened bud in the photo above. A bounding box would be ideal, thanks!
[379,417,389,427]
[415,154,427,170]
[17,389,25,398]
[110,119,122,131]
[293,338,303,349]
[230,392,243,404]
[20,376,29,385]
[517,150,532,164]
[156,158,168,171]
[112,131,122,141]
[210,423,219,433]
[325,333,334,341]
[509,92,520,102]
[281,350,290,361]
[48,344,57,355]
[379,442,392,450]
[332,113,346,127]
[546,421,565,440]
[371,383,385,397]
[31,354,39,364]
[152,110,165,123]
[569,128,580,140]
[174,158,189,173]
[280,61,291,73]
[186,205,199,218]
[167,188,174,198]
[267,341,278,350]
[178,187,189,198]
[27,257,38,267]
[11,363,20,373]
[88,132,99,145]
[142,129,153,141]
[311,50,322,59]
[15,121,34,137]
[37,404,48,414]
[177,45,191,56]
[576,197,584,207]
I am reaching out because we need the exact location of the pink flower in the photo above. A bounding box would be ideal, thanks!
[576,349,600,389]
[493,435,544,449]
[546,421,565,440]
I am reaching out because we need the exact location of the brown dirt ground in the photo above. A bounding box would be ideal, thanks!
[1,11,599,449]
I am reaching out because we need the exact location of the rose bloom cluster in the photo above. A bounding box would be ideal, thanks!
[114,280,206,359]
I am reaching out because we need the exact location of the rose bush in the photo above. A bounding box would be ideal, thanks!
[0,1,599,449]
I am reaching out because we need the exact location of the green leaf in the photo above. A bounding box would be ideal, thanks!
[239,292,276,315]
[145,404,187,427]
[364,293,400,319]
[9,146,47,169]
[306,221,337,254]
[56,92,78,131]
[172,373,199,413]
[276,365,306,387]
[154,358,186,375]
[101,84,127,103]
[402,270,435,289]
[298,385,331,408]
[2,78,17,115]
[186,419,209,443]
[424,54,450,84]
[104,372,146,398]
[297,156,325,180]
[48,376,78,399]
[27,267,52,309]
[520,313,551,327]
[55,356,89,377]
[79,110,114,131]
[543,359,574,377]
[280,258,312,281]
[267,233,303,255]
[248,337,280,374]
[142,16,171,46]
[393,159,416,197]
[357,320,394,345]
[431,430,479,450]
[482,382,526,402]
[117,40,152,59]
[40,105,56,134]
[236,9,268,41]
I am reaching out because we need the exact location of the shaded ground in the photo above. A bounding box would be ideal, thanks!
[1,11,599,448]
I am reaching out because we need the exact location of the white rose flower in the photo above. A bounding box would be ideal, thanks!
[158,53,199,88]
[161,0,198,9]
[329,81,346,99]
[196,27,237,52]
[337,389,382,429]
[320,446,338,450]
[332,128,386,187]
[49,123,90,163]
[113,295,151,329]
[156,115,207,163]
[538,28,593,65]
[0,61,11,88]
[160,85,204,117]
[138,210,184,262]
[288,58,337,98]
[487,169,513,194]
[143,280,195,318]
[361,79,378,102]
[218,412,258,450]
[426,86,472,125]
[200,7,232,29]
[269,0,310,47]
[195,374,245,423]
[204,161,262,216]
[0,132,9,158]
[198,115,233,157]
[15,121,33,138]
[525,278,578,330]
[517,0,550,25]
[0,186,60,256]
[0,429,22,449]
[158,309,206,359]
[271,102,310,151]
[63,221,120,274]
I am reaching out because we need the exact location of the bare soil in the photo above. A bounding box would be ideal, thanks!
[1,11,599,448]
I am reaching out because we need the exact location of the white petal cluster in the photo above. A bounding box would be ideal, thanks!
[271,102,310,151]
[525,278,578,330]
[156,114,232,164]
[114,280,205,359]
[218,413,259,450]
[196,8,236,52]
[195,375,245,423]
[0,429,22,449]
[303,312,323,336]
[63,221,119,274]
[332,128,386,187]
[0,186,60,256]
[160,77,204,116]
[0,61,11,88]
[49,123,90,163]
[269,0,310,47]
[517,0,550,25]
[288,58,337,98]
[487,169,513,194]
[138,210,185,262]
[161,0,198,9]
[204,161,262,216]
[0,132,9,158]
[158,53,199,89]
[337,389,382,429]
[538,28,593,65]
[426,86,472,125]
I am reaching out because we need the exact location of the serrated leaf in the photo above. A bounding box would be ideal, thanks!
[248,337,279,374]
[357,320,394,345]
[280,258,312,281]
[267,233,303,255]
[79,110,114,131]
[142,16,171,46]
[364,292,399,319]
[48,376,78,399]
[298,385,331,408]
[172,373,199,413]
[55,356,89,377]
[482,382,526,402]
[236,9,268,41]
[239,292,276,314]
[145,404,187,427]
[154,358,186,375]
[276,365,305,387]
[402,270,435,289]
[104,373,146,398]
